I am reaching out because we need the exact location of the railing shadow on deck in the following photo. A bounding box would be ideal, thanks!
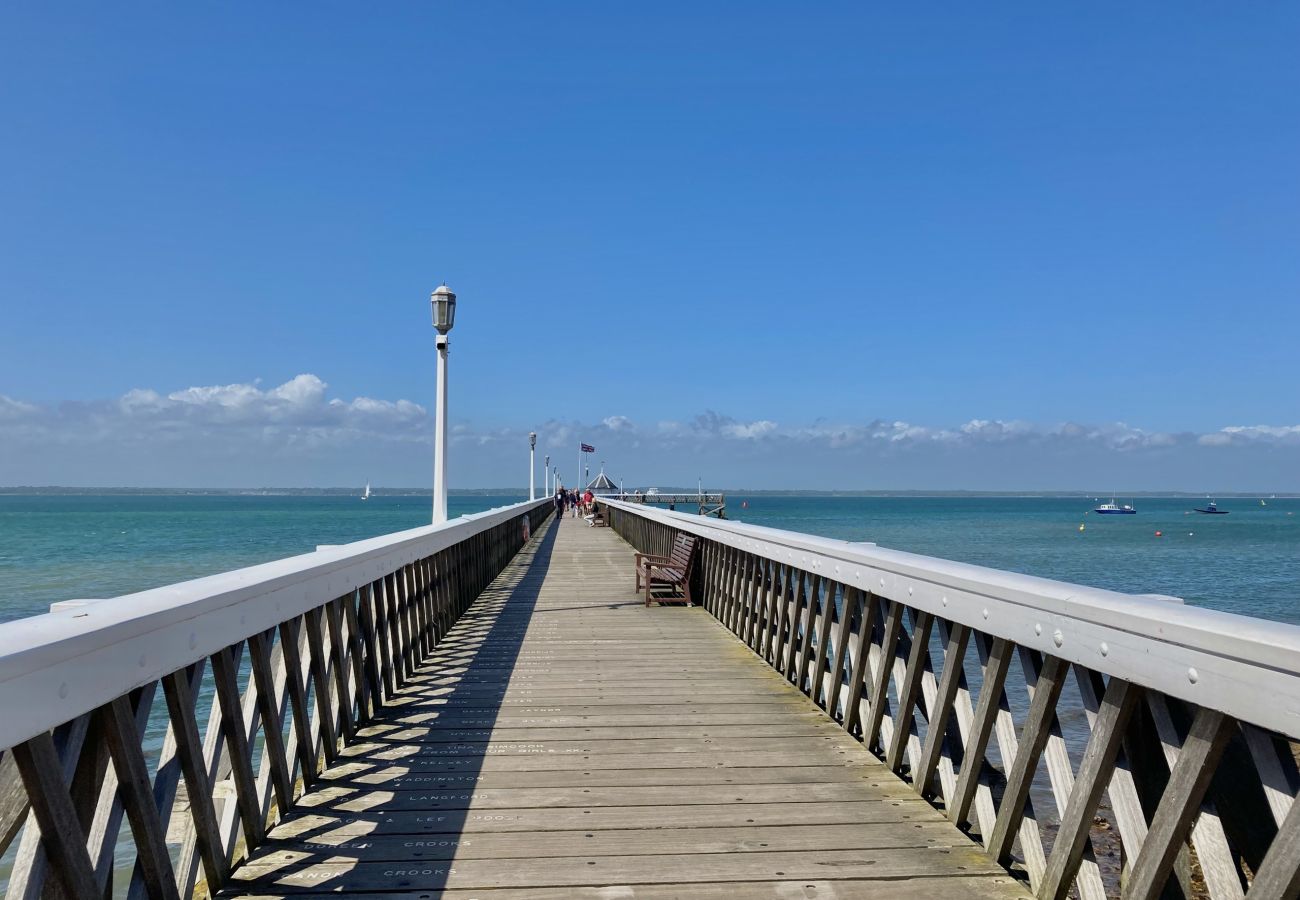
[240,516,562,894]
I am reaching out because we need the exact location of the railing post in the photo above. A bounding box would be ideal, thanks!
[10,732,101,900]
[303,607,340,765]
[323,598,356,742]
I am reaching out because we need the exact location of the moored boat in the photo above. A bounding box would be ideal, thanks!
[1095,500,1136,515]
[1195,500,1228,514]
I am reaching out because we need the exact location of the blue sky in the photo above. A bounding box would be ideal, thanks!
[1,4,1298,489]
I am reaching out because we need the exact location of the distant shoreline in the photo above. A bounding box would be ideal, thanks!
[2,487,1296,499]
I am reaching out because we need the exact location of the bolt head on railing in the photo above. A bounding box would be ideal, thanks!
[431,284,457,334]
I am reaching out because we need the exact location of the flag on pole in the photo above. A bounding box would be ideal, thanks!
[581,443,595,453]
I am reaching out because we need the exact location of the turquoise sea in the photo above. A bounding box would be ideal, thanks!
[1,493,1297,624]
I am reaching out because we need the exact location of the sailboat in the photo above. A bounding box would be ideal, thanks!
[361,482,372,501]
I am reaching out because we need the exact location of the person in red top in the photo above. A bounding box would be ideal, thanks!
[582,489,594,510]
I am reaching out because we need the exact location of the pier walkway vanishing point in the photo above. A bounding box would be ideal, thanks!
[223,515,1028,899]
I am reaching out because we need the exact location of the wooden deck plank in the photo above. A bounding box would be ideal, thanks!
[228,877,1029,900]
[356,709,835,727]
[292,781,923,813]
[244,822,979,876]
[354,723,853,743]
[219,515,1029,900]
[329,748,893,774]
[255,799,974,838]
[320,765,888,791]
[231,846,1008,892]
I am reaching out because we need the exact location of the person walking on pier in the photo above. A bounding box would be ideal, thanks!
[553,487,566,521]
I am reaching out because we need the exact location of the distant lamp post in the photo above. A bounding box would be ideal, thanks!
[545,455,551,495]
[529,432,537,501]
[430,283,458,524]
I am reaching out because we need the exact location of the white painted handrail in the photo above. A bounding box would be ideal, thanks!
[599,498,1300,739]
[0,498,551,752]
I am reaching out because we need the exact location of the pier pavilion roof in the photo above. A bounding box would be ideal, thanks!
[586,471,618,494]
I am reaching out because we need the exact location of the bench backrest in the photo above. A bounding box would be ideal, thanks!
[669,534,698,573]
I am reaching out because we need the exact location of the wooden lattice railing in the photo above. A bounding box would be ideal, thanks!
[0,499,552,899]
[601,498,1300,900]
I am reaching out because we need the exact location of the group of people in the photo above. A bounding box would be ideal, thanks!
[553,487,599,525]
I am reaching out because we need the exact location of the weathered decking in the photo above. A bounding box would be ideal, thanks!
[221,514,1031,899]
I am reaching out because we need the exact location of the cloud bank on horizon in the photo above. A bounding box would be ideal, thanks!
[2,374,1298,490]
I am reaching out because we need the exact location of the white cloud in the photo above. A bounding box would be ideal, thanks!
[0,395,40,421]
[5,375,428,449]
[529,412,1300,453]
[722,419,778,440]
[10,379,1298,458]
[118,388,165,412]
[960,419,1033,441]
[1200,425,1300,446]
[266,373,327,407]
[543,423,573,447]
[3,377,1299,489]
[1044,421,1178,451]
[686,411,780,440]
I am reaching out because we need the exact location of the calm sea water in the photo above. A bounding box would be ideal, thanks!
[2,493,1296,623]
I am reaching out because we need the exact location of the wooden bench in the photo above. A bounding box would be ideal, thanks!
[634,533,698,606]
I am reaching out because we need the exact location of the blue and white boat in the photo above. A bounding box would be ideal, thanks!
[1195,500,1229,514]
[1095,500,1136,515]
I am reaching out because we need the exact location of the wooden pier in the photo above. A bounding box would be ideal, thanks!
[221,515,1027,898]
[608,491,728,518]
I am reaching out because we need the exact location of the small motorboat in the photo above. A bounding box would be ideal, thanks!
[1095,500,1137,515]
[1194,501,1229,514]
